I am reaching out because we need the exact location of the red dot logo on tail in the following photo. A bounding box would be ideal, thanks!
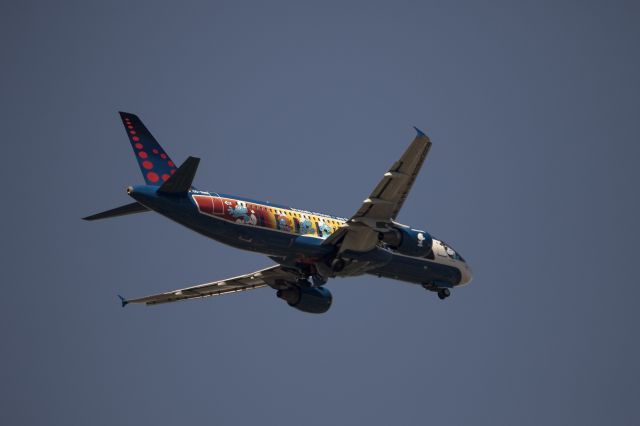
[147,172,159,183]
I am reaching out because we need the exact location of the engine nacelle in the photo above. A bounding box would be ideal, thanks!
[379,227,433,257]
[276,286,333,314]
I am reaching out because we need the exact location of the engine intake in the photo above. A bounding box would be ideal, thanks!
[379,227,433,257]
[277,286,333,314]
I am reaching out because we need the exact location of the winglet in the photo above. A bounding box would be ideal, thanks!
[413,126,426,137]
[118,295,129,308]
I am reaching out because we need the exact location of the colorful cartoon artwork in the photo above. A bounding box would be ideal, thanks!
[299,218,315,235]
[317,221,332,238]
[261,208,277,229]
[192,194,344,239]
[277,216,292,232]
[226,201,257,225]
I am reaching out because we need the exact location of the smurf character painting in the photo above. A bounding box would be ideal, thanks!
[227,201,256,225]
[317,221,332,238]
[299,218,315,235]
[248,209,257,225]
[277,215,292,232]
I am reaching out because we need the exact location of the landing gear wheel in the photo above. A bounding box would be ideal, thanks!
[437,288,450,300]
[331,258,346,273]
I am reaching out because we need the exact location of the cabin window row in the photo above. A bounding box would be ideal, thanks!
[239,203,340,236]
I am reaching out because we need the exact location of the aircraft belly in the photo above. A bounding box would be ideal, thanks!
[133,192,336,260]
[147,201,286,254]
[198,217,296,255]
[368,254,462,286]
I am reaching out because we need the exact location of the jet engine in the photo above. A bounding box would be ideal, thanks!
[276,286,333,314]
[379,227,433,257]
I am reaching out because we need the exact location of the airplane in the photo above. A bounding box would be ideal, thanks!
[84,112,472,314]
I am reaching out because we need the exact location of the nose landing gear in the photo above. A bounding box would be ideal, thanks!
[437,288,450,300]
[422,283,451,300]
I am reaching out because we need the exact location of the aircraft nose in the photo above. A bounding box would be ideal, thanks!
[460,264,473,286]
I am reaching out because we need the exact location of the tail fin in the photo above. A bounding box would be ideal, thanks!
[119,112,178,185]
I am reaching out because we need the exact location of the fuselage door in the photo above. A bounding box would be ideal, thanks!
[210,193,224,215]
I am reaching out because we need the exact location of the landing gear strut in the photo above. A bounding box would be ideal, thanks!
[311,274,328,287]
[330,258,346,273]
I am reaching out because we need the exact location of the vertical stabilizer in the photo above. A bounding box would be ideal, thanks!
[119,112,178,185]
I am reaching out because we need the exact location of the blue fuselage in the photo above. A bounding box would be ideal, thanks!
[128,185,469,289]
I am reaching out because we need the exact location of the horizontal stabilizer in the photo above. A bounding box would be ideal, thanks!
[158,156,200,194]
[83,202,149,221]
[118,295,129,308]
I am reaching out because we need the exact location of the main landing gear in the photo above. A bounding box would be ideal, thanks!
[290,265,329,288]
[295,276,328,288]
[311,274,328,287]
[330,257,346,273]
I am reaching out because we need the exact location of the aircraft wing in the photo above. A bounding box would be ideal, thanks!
[324,128,431,248]
[120,265,298,306]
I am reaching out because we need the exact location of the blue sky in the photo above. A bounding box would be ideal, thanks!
[1,1,639,424]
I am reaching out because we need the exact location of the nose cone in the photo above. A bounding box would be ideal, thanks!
[459,263,473,286]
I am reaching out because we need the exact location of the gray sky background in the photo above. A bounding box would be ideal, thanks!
[1,1,639,425]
